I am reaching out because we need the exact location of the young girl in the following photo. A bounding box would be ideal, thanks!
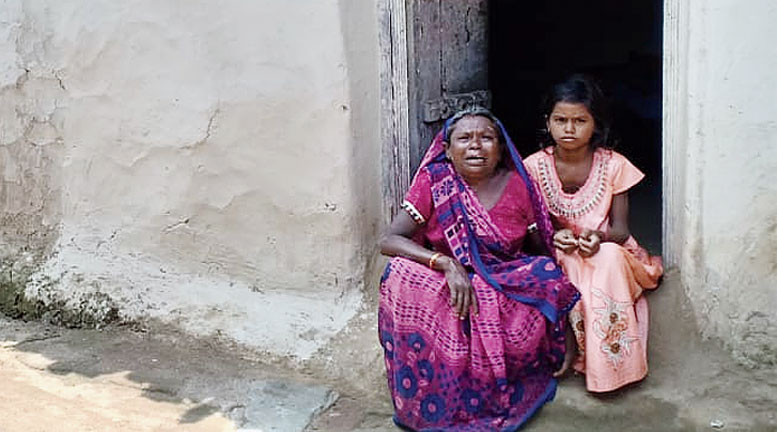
[524,75,663,393]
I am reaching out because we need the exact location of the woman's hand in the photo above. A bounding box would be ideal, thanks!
[553,229,578,254]
[578,229,602,258]
[439,257,479,319]
[379,212,478,319]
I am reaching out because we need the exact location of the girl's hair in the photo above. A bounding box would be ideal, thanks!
[538,74,616,149]
[443,106,509,168]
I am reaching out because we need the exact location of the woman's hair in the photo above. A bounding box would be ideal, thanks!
[443,106,509,167]
[538,74,616,149]
[443,106,503,142]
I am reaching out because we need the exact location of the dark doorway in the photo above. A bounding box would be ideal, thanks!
[489,0,664,254]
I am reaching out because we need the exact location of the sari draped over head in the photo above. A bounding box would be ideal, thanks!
[379,116,580,431]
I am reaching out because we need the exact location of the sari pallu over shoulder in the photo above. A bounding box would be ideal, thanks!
[424,153,576,325]
[379,118,579,431]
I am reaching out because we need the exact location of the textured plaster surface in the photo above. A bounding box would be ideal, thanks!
[0,0,382,361]
[677,0,777,365]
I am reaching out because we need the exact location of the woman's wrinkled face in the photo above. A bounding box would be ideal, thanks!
[445,115,501,182]
[547,101,596,152]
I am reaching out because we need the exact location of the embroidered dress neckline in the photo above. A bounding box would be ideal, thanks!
[549,148,598,198]
[536,148,609,220]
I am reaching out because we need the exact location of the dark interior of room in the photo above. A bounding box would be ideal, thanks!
[489,0,664,253]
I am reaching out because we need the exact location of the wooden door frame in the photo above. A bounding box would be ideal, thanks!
[379,0,683,268]
[378,0,411,224]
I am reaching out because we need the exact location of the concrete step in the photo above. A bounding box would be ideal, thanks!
[309,271,777,431]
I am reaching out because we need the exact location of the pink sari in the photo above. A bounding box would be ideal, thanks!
[379,125,579,431]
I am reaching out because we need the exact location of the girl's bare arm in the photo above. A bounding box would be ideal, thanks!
[606,192,630,244]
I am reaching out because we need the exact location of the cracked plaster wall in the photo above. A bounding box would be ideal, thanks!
[677,0,777,366]
[0,0,382,361]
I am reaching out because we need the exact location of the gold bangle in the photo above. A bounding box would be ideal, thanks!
[428,252,443,269]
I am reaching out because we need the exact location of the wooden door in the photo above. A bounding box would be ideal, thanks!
[406,0,490,172]
[378,0,490,220]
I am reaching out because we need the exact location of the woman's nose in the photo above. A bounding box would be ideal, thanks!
[563,121,575,133]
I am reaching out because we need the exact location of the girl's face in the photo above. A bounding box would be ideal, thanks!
[445,115,501,182]
[546,102,596,152]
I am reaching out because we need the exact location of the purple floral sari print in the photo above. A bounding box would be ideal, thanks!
[379,116,579,431]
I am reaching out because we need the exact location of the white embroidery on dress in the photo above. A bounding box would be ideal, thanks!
[591,288,637,369]
[569,308,586,356]
[536,150,610,219]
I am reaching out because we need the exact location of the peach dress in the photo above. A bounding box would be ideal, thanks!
[524,148,663,392]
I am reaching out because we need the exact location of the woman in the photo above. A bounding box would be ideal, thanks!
[378,107,579,431]
[524,75,663,392]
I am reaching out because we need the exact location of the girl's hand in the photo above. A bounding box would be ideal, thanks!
[440,257,479,319]
[553,229,578,254]
[578,229,602,257]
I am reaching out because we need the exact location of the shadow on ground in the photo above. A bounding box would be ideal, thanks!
[0,317,336,431]
[1,271,775,431]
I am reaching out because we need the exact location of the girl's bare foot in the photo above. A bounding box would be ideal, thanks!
[553,323,576,378]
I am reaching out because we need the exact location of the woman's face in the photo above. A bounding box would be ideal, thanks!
[546,101,596,152]
[445,115,501,182]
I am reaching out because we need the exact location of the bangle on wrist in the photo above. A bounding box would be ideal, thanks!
[428,252,443,269]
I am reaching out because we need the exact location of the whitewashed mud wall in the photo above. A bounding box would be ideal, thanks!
[672,0,777,366]
[0,0,382,361]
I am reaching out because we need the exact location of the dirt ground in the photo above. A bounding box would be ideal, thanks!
[0,272,775,432]
[0,322,236,432]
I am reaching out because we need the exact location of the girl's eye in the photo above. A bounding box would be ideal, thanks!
[575,118,587,124]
